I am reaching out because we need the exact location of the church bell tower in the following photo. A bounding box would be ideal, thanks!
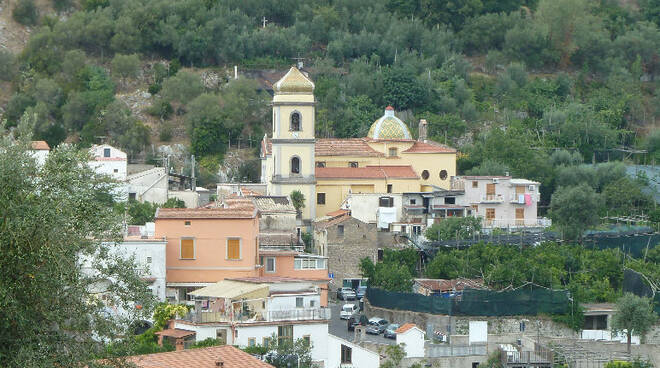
[268,66,316,224]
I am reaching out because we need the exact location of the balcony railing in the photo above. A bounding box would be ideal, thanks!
[181,307,331,324]
[481,194,504,203]
[509,193,540,203]
[450,178,465,191]
[482,218,552,228]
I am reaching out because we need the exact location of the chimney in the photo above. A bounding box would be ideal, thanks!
[216,359,224,367]
[418,119,428,142]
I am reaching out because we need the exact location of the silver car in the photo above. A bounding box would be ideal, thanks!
[337,287,357,300]
[366,317,388,334]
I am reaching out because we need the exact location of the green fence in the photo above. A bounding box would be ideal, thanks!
[366,287,571,316]
[583,233,660,258]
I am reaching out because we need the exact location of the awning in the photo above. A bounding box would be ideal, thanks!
[188,280,269,300]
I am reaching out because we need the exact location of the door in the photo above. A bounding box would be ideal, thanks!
[486,208,495,226]
[515,208,524,226]
[486,183,495,200]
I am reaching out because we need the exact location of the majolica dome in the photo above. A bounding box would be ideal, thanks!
[274,66,315,93]
[367,106,412,140]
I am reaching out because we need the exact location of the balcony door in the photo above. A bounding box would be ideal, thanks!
[516,208,524,226]
[486,183,495,200]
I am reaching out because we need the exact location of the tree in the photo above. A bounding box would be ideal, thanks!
[549,184,602,241]
[602,178,653,216]
[162,198,186,208]
[152,303,190,330]
[465,159,511,176]
[0,50,17,82]
[290,190,305,215]
[161,71,204,105]
[12,0,39,26]
[0,132,154,367]
[380,343,407,368]
[187,93,226,158]
[265,334,313,368]
[425,217,482,241]
[127,200,158,225]
[111,53,141,87]
[611,293,657,354]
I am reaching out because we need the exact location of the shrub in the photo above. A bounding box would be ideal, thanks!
[0,50,17,81]
[159,122,173,141]
[12,0,39,26]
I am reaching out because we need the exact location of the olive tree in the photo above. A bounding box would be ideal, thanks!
[0,126,155,367]
[611,293,657,354]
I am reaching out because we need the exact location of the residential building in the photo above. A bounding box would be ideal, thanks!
[251,195,302,250]
[154,199,261,302]
[260,67,458,224]
[126,345,274,367]
[327,334,380,368]
[30,140,50,166]
[171,278,330,364]
[395,323,425,358]
[452,176,549,229]
[89,144,127,182]
[313,212,406,283]
[127,166,169,203]
[580,303,640,344]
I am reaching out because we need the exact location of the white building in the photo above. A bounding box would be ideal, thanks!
[327,334,380,368]
[89,144,128,181]
[127,167,169,204]
[173,278,331,365]
[395,323,425,358]
[452,176,549,229]
[30,140,50,166]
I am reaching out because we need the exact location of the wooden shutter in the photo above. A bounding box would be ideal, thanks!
[516,186,525,195]
[227,238,240,260]
[486,208,495,220]
[181,239,194,259]
[516,208,524,219]
[486,183,495,195]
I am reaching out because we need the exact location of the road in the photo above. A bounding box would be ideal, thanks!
[327,301,395,345]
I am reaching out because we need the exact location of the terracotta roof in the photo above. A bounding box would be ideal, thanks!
[232,276,330,283]
[155,205,256,219]
[414,278,484,293]
[402,140,456,153]
[326,209,350,217]
[315,165,418,179]
[315,138,384,157]
[314,213,354,230]
[30,140,50,150]
[127,345,274,368]
[395,323,418,334]
[154,329,196,339]
[252,196,295,213]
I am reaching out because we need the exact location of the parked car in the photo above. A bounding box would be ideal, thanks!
[356,286,367,299]
[347,314,368,331]
[340,303,359,319]
[337,287,356,300]
[366,317,389,334]
[383,323,399,339]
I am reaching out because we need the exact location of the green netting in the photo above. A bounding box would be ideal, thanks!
[654,294,660,316]
[584,234,660,258]
[366,287,570,316]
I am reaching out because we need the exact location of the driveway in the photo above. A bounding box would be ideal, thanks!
[328,301,396,345]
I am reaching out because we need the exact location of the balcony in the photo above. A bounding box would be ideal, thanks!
[450,178,465,191]
[482,217,552,229]
[480,194,504,203]
[181,307,331,324]
[509,193,540,204]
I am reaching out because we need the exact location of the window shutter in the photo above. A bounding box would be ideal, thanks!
[181,239,194,259]
[227,239,240,259]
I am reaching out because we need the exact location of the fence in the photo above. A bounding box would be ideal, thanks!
[366,287,570,316]
[426,344,487,357]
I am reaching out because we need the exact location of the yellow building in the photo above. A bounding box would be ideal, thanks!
[261,67,457,222]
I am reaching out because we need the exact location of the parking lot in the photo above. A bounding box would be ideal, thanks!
[328,301,396,345]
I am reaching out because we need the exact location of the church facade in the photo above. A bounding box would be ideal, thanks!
[261,67,458,224]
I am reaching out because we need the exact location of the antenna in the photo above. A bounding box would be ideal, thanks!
[292,55,305,69]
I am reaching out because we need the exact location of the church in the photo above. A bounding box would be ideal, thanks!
[260,66,458,225]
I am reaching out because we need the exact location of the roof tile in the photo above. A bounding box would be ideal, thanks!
[127,345,274,368]
[402,141,456,153]
[315,138,383,157]
[30,140,50,150]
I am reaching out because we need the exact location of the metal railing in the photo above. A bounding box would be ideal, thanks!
[181,307,331,324]
[481,194,505,203]
[482,218,552,228]
[426,344,487,357]
[504,350,553,364]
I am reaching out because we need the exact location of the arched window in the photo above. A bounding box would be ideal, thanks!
[439,170,448,180]
[290,112,301,131]
[291,157,300,174]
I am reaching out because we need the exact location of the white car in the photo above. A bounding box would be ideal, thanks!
[340,304,359,319]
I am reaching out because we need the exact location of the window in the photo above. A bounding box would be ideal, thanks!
[291,157,300,174]
[128,192,136,201]
[387,184,393,193]
[184,221,191,226]
[113,169,118,173]
[349,161,358,168]
[265,257,276,273]
[341,344,352,364]
[519,321,526,332]
[388,147,397,157]
[440,170,448,180]
[278,325,293,345]
[472,181,478,188]
[302,335,311,346]
[486,208,495,220]
[317,193,326,205]
[103,148,111,157]
[410,199,416,205]
[296,297,303,308]
[337,225,344,236]
[413,226,421,235]
[316,161,326,168]
[379,196,393,207]
[294,257,326,270]
[310,300,315,307]
[421,170,430,180]
[471,204,478,213]
[227,238,241,260]
[486,183,495,196]
[263,337,270,348]
[401,225,406,233]
[377,248,384,261]
[146,257,152,263]
[248,338,256,347]
[445,197,455,204]
[290,112,301,131]
[180,238,195,259]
